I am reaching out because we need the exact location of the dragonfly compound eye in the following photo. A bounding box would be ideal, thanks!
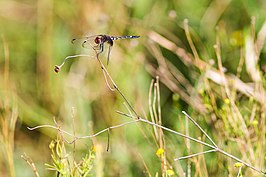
[95,36,102,44]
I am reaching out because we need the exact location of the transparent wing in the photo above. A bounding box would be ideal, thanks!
[72,35,101,51]
[71,35,112,65]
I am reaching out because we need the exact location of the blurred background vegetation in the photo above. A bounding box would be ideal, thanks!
[0,0,265,176]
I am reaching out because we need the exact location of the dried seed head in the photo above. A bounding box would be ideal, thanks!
[54,65,61,73]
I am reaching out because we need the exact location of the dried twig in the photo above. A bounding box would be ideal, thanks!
[174,149,217,161]
[28,120,139,144]
[21,153,40,177]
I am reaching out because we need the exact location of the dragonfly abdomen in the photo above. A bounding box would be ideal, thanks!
[111,35,140,41]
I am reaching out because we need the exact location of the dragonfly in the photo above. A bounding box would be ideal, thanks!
[54,34,140,73]
[72,34,140,65]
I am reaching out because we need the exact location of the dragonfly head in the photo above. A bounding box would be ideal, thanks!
[94,36,102,44]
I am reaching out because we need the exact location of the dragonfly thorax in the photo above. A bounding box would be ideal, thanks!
[94,35,113,46]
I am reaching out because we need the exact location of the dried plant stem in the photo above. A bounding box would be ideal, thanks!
[174,149,217,161]
[184,19,200,65]
[28,110,266,175]
[116,111,216,149]
[182,111,217,148]
[28,119,139,143]
[95,53,139,118]
[50,39,266,176]
[181,112,264,175]
[148,79,158,139]
[185,111,191,177]
[1,36,16,177]
[21,153,40,177]
[119,112,265,175]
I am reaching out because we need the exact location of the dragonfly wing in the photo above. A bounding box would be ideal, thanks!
[70,35,102,59]
[72,35,101,51]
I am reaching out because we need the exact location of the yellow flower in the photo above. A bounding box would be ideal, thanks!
[92,146,97,152]
[156,148,164,156]
[224,98,230,105]
[166,169,174,176]
[251,120,258,126]
[234,162,243,168]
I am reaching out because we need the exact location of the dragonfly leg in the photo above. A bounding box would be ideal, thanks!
[93,44,100,50]
[97,43,104,55]
[107,45,112,65]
